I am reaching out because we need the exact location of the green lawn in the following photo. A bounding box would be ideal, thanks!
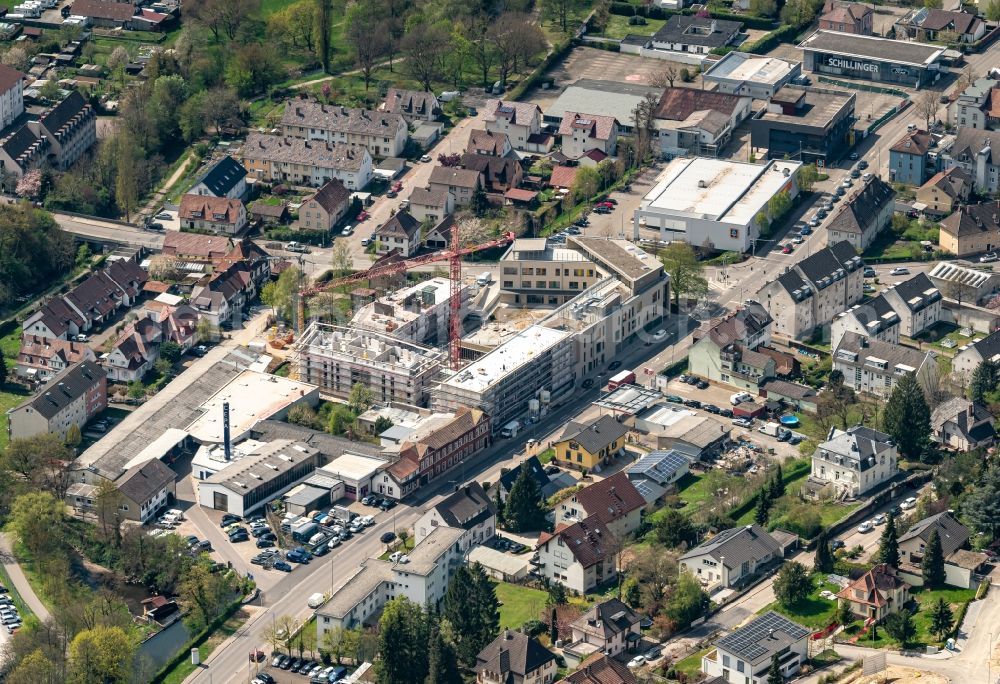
[0,386,30,452]
[596,15,667,39]
[377,535,415,561]
[764,575,840,629]
[915,322,976,357]
[495,583,548,630]
[909,586,976,646]
[159,609,249,684]
[670,473,716,517]
[537,448,555,464]
[675,648,711,678]
[0,324,20,359]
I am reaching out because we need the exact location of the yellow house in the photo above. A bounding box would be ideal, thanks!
[918,167,971,219]
[553,415,629,471]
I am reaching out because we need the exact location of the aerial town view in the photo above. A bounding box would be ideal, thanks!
[3,0,1000,682]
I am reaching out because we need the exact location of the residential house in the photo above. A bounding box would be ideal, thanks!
[475,630,557,684]
[931,396,996,450]
[242,132,373,190]
[559,656,635,684]
[189,156,248,200]
[373,211,422,257]
[6,360,106,441]
[111,458,176,523]
[554,471,645,541]
[836,564,910,621]
[494,457,550,501]
[807,424,898,499]
[178,194,247,235]
[890,129,935,186]
[483,100,542,151]
[552,414,629,472]
[830,294,900,350]
[896,8,985,43]
[954,328,1000,378]
[625,449,691,503]
[760,379,819,413]
[833,333,938,398]
[563,599,641,667]
[103,317,161,383]
[654,87,751,157]
[22,298,86,340]
[408,187,454,223]
[941,127,1000,194]
[536,515,617,594]
[549,165,578,190]
[380,407,490,500]
[689,301,776,392]
[414,481,495,552]
[558,112,618,160]
[68,0,135,28]
[297,179,351,231]
[467,129,513,158]
[461,153,523,194]
[250,202,287,226]
[280,100,408,158]
[649,16,742,54]
[679,524,784,590]
[380,88,440,123]
[949,78,1000,131]
[428,166,482,207]
[16,335,96,383]
[939,199,1000,256]
[161,232,234,262]
[826,175,896,251]
[702,612,810,684]
[919,167,972,219]
[819,0,873,34]
[897,511,986,588]
[880,273,942,337]
[757,240,864,340]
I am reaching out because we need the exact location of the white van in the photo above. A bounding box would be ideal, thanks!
[477,272,493,287]
[307,592,327,609]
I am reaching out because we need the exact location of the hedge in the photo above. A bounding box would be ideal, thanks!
[609,2,775,29]
[507,37,576,102]
[740,23,799,54]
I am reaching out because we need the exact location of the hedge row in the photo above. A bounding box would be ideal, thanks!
[507,37,576,102]
[608,2,775,29]
[740,23,799,55]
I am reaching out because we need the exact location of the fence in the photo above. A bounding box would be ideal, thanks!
[816,76,910,99]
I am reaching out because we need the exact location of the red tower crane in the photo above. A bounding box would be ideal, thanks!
[296,230,515,369]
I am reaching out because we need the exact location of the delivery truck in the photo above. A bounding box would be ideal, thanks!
[500,420,521,438]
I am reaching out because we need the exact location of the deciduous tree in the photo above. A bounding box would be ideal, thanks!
[67,626,135,684]
[660,243,708,311]
[665,571,710,628]
[344,3,388,90]
[402,22,451,92]
[773,561,810,607]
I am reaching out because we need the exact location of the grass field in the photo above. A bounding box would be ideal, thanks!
[763,575,841,629]
[675,648,711,677]
[0,386,31,452]
[909,586,976,646]
[596,15,667,39]
[495,582,548,630]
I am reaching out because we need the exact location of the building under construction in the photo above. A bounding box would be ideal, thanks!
[295,323,446,407]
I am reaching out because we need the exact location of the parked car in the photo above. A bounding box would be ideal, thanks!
[858,159,868,170]
[609,361,622,371]
[380,532,397,544]
[719,408,734,418]
[781,244,793,254]
[665,394,684,403]
[154,211,171,220]
[273,560,293,572]
[683,399,701,408]
[873,513,887,525]
[255,538,274,548]
[863,266,877,277]
[627,656,647,669]
[356,210,369,221]
[703,404,721,414]
[695,379,709,389]
[830,538,846,550]
[900,496,917,510]
[792,235,804,244]
[799,225,812,235]
[981,253,999,263]
[857,520,874,533]
[890,267,910,276]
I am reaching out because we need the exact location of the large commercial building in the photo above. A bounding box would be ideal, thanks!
[634,157,802,252]
[798,30,946,88]
[295,323,446,407]
[434,325,574,432]
[702,53,802,99]
[750,85,856,164]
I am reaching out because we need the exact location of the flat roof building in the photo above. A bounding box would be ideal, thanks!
[196,439,320,516]
[434,325,574,432]
[703,52,802,99]
[798,30,946,88]
[350,277,471,345]
[318,452,389,500]
[750,85,856,164]
[634,157,802,252]
[295,322,445,407]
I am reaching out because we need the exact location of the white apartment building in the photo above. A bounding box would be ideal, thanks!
[949,78,998,130]
[0,64,23,130]
[241,132,373,190]
[833,332,938,399]
[535,515,617,594]
[413,482,496,553]
[295,323,445,408]
[757,240,864,340]
[830,294,900,349]
[315,526,464,636]
[351,277,470,345]
[881,273,942,338]
[483,99,542,151]
[808,424,898,498]
[281,100,408,158]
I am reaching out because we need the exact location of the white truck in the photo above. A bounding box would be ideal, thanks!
[307,592,327,609]
[499,420,521,438]
[759,422,781,437]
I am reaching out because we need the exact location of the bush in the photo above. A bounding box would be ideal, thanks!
[263,227,328,245]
